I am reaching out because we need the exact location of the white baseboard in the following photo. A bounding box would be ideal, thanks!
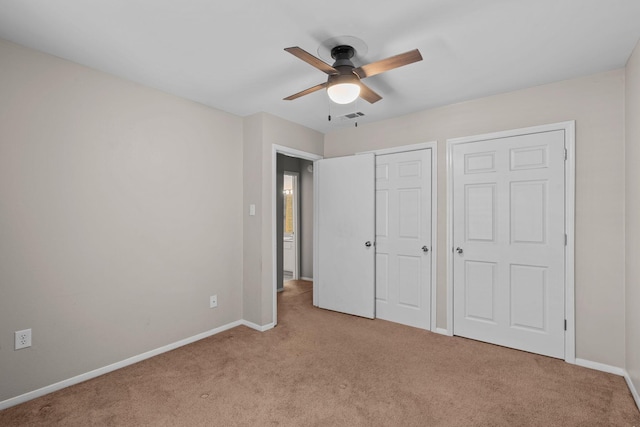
[0,320,243,411]
[434,327,452,336]
[241,320,275,332]
[624,371,640,412]
[300,276,313,281]
[574,359,639,412]
[531,358,640,411]
[574,358,625,376]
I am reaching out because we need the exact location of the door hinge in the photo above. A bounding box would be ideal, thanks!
[564,148,568,160]
[564,319,567,331]
[565,234,567,246]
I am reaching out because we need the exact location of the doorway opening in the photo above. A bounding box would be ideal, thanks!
[282,172,299,286]
[271,145,322,327]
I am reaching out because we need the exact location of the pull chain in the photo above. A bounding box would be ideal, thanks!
[355,97,359,127]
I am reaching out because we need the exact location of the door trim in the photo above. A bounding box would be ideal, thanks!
[360,141,438,331]
[446,121,575,363]
[272,144,322,327]
[358,141,436,156]
[283,171,300,280]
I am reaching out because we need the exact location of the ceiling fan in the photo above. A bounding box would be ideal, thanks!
[283,44,423,105]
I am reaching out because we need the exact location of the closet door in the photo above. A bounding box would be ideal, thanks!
[316,154,375,318]
[452,130,566,358]
[375,149,432,329]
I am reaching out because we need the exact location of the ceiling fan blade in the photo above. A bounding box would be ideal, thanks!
[283,82,328,101]
[359,82,382,104]
[354,49,423,79]
[285,47,338,75]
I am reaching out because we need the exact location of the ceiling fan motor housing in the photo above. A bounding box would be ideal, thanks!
[327,72,359,87]
[326,45,361,103]
[330,45,357,71]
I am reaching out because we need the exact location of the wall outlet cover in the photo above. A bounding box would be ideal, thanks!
[15,329,32,350]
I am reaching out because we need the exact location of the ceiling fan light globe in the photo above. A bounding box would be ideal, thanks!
[327,83,360,104]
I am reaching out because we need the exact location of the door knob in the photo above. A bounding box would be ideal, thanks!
[422,246,429,252]
[455,247,463,254]
[365,241,372,247]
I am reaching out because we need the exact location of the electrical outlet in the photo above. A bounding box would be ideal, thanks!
[15,329,32,350]
[209,295,218,308]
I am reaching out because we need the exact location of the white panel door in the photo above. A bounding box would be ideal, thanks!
[316,153,375,318]
[452,130,566,358]
[375,149,432,329]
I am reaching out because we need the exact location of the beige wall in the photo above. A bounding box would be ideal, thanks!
[625,40,640,395]
[242,113,323,326]
[0,40,244,402]
[325,70,626,367]
[242,114,264,325]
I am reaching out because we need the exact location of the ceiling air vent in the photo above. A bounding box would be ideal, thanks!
[342,111,365,120]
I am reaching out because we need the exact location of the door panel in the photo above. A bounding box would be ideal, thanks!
[510,264,547,331]
[398,256,421,307]
[316,153,375,319]
[375,149,432,330]
[465,184,496,242]
[464,260,496,323]
[399,189,420,237]
[452,130,565,359]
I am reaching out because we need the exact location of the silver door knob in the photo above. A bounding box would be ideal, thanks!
[365,241,372,247]
[422,246,429,252]
[456,247,463,254]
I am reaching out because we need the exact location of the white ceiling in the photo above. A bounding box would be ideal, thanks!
[1,0,639,133]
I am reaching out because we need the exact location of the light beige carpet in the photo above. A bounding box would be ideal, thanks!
[1,280,639,426]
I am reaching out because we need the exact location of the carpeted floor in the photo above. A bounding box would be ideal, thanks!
[1,280,639,426]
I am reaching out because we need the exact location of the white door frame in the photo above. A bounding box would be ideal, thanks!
[272,145,323,326]
[446,121,575,363]
[283,171,300,280]
[356,142,438,331]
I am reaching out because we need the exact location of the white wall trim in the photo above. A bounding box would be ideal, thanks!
[0,320,243,411]
[300,276,313,281]
[272,144,323,325]
[446,121,576,363]
[313,159,319,307]
[624,372,640,411]
[563,121,576,364]
[445,142,455,336]
[434,327,452,336]
[241,320,275,332]
[574,358,625,376]
[573,358,640,411]
[283,170,300,281]
[357,141,436,156]
[429,144,438,333]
